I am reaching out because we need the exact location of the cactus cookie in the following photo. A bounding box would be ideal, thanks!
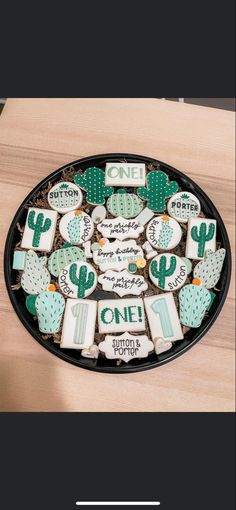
[137,170,179,212]
[48,245,86,277]
[149,253,187,291]
[193,248,226,288]
[21,207,58,252]
[107,188,143,218]
[179,281,211,328]
[186,218,216,259]
[59,261,97,298]
[74,167,114,205]
[35,288,65,334]
[59,210,94,245]
[146,215,182,250]
[21,251,50,294]
[47,182,83,213]
[167,191,201,222]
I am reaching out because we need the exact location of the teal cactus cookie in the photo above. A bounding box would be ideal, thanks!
[150,255,177,289]
[35,290,65,334]
[158,220,174,249]
[74,167,114,205]
[69,263,95,298]
[48,245,86,277]
[193,248,226,289]
[191,222,215,258]
[27,210,52,248]
[67,213,83,243]
[107,188,143,218]
[21,251,50,294]
[179,283,211,328]
[137,170,179,212]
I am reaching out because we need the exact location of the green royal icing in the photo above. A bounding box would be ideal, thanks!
[137,170,179,212]
[191,222,215,258]
[74,167,114,205]
[107,188,143,218]
[150,255,177,289]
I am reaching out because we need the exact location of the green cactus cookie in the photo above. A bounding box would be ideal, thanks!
[150,254,177,289]
[193,248,226,289]
[179,283,211,328]
[69,263,96,298]
[25,294,37,315]
[191,222,215,258]
[35,290,65,334]
[27,210,52,247]
[137,170,179,212]
[74,167,114,205]
[67,214,83,244]
[107,188,143,218]
[21,251,50,294]
[48,245,86,277]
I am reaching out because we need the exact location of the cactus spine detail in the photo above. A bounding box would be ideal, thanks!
[158,219,174,249]
[67,214,83,243]
[74,167,114,205]
[137,170,179,212]
[150,255,177,289]
[48,245,86,277]
[69,263,95,298]
[191,222,215,258]
[179,283,211,327]
[21,251,50,294]
[28,211,52,247]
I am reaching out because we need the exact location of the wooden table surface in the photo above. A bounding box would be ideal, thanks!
[0,98,235,412]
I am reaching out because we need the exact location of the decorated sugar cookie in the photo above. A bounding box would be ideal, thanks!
[167,191,201,222]
[144,293,183,342]
[181,257,192,275]
[105,162,146,187]
[98,298,146,334]
[47,182,83,213]
[134,206,154,226]
[193,248,226,288]
[21,208,58,252]
[81,344,99,359]
[93,239,144,272]
[13,250,27,270]
[91,205,107,224]
[74,167,114,205]
[179,280,211,328]
[82,240,93,258]
[137,170,179,212]
[149,253,187,291]
[48,244,86,277]
[186,217,216,259]
[59,210,94,245]
[35,287,65,334]
[21,251,50,294]
[60,298,97,349]
[97,216,144,241]
[107,188,143,218]
[142,241,157,260]
[59,261,97,298]
[99,332,153,362]
[98,269,148,297]
[146,215,182,250]
[154,338,172,355]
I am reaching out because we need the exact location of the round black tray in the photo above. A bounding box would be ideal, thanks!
[4,153,231,373]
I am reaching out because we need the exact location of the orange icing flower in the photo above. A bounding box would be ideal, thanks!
[74,210,82,215]
[99,238,107,247]
[162,215,171,221]
[47,284,57,292]
[136,258,146,268]
[192,278,203,286]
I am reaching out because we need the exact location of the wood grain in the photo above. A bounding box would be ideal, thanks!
[0,98,234,412]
